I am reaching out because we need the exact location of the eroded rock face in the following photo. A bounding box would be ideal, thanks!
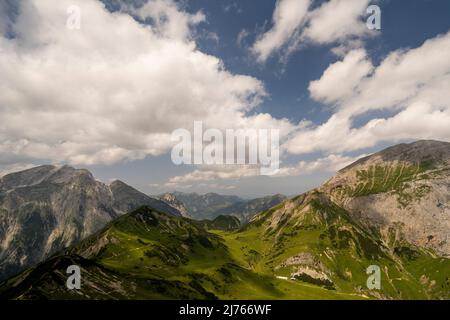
[276,252,326,271]
[158,193,190,218]
[275,252,334,289]
[0,165,180,281]
[321,140,450,256]
[291,267,335,290]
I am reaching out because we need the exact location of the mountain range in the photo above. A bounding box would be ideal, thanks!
[158,192,287,222]
[0,140,449,299]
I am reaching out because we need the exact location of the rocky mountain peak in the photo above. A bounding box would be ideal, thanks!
[0,165,57,189]
[340,140,450,174]
[45,165,95,184]
[109,179,127,188]
[0,165,98,190]
[317,140,450,257]
[0,165,180,282]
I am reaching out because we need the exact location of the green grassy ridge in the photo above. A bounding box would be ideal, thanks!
[0,207,356,300]
[85,207,361,299]
[1,205,448,300]
[220,193,449,299]
[0,254,221,300]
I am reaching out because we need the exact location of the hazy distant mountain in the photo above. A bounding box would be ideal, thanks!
[215,194,287,222]
[1,141,449,300]
[158,192,286,222]
[0,165,180,281]
[158,192,241,220]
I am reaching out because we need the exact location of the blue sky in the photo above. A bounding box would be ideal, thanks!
[1,0,450,198]
[188,0,450,124]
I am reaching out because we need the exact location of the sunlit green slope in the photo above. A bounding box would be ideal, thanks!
[1,202,448,300]
[0,207,359,300]
[219,192,450,300]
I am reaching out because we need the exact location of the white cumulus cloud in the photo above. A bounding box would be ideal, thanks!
[308,49,373,104]
[251,0,311,63]
[0,0,296,167]
[287,30,450,155]
[251,0,373,63]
